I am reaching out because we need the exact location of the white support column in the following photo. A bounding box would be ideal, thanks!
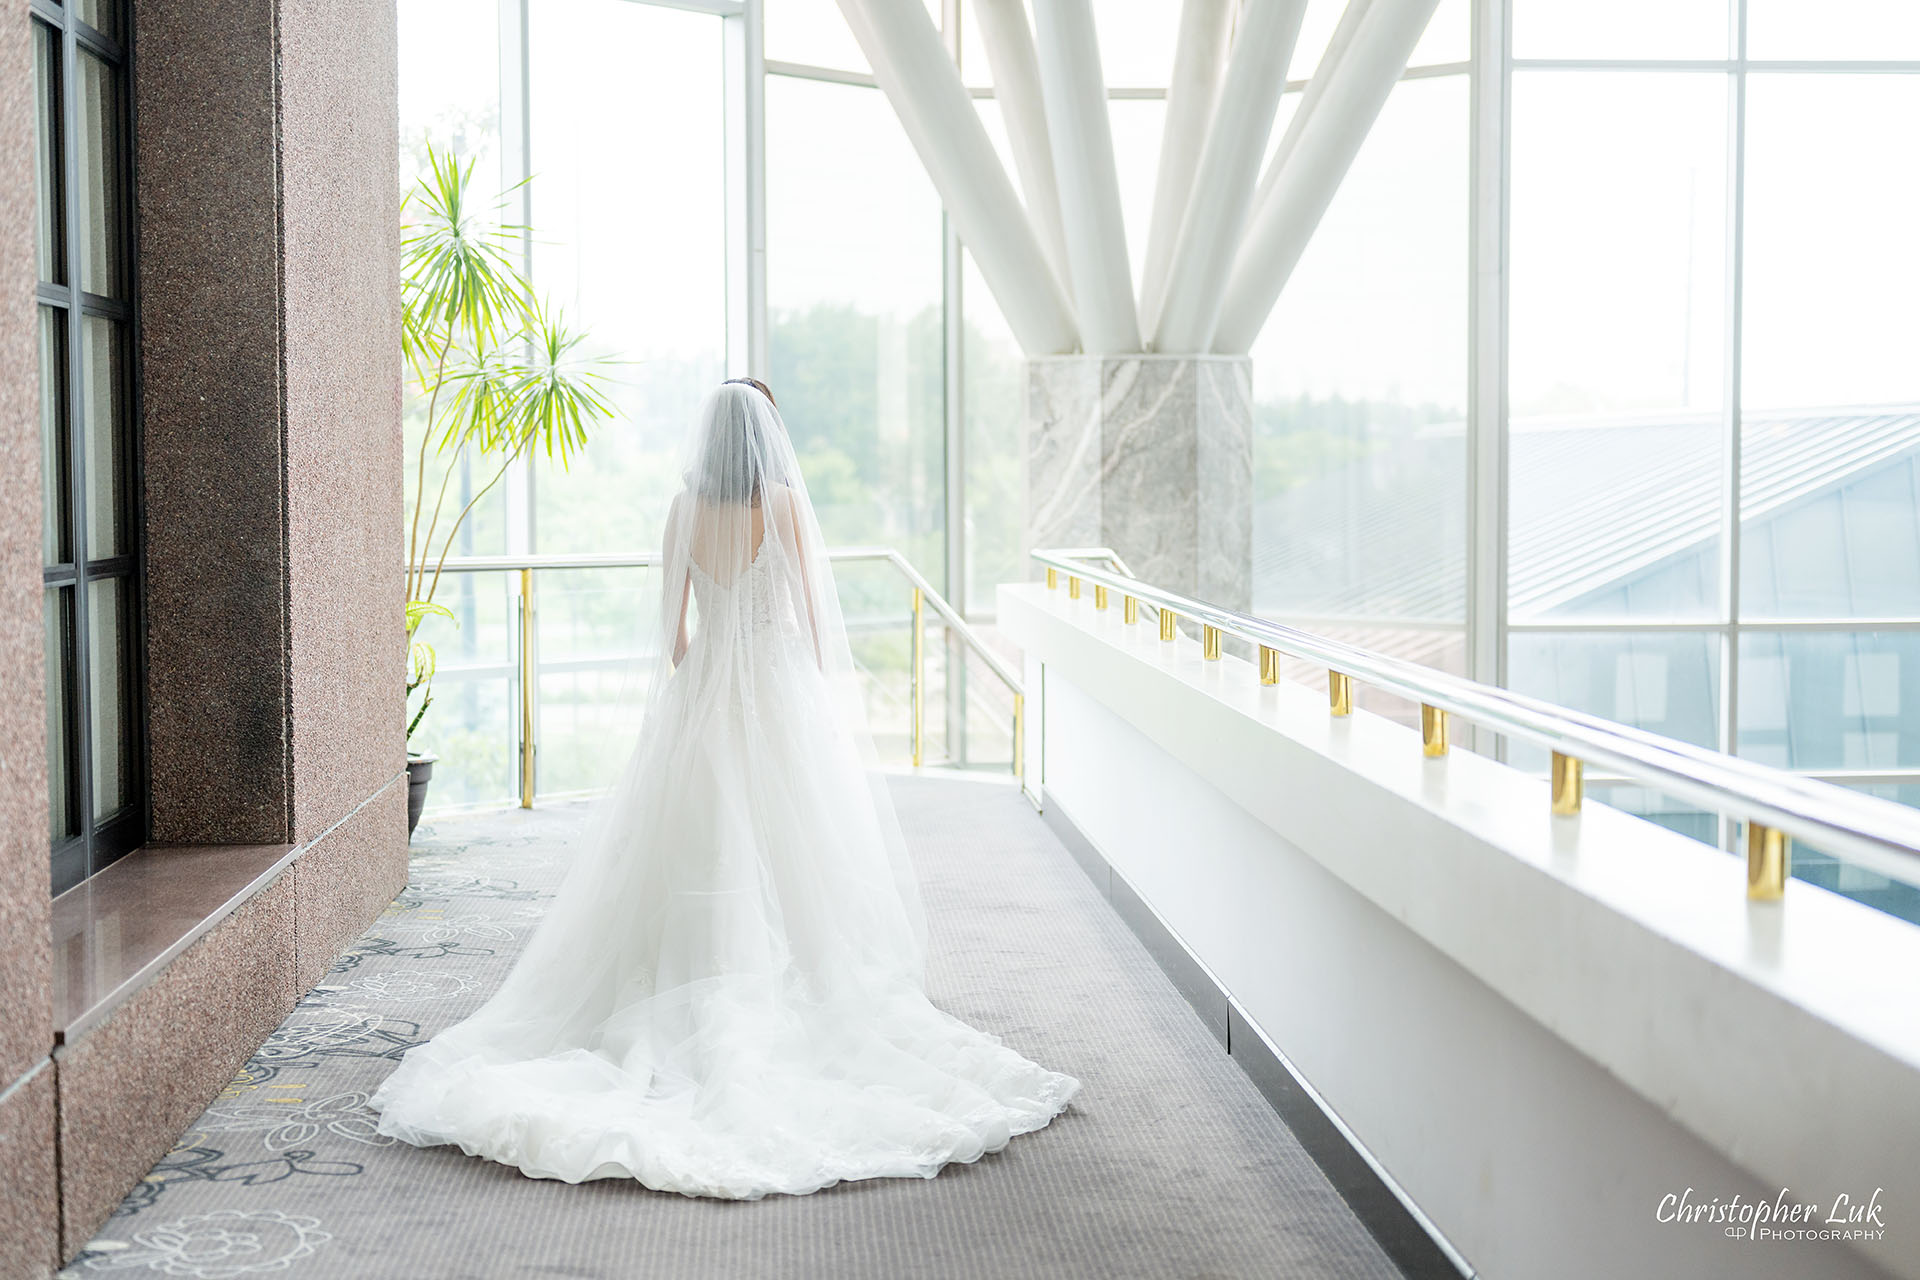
[1212,0,1441,354]
[971,0,1073,300]
[1139,0,1235,338]
[724,0,768,378]
[1150,0,1310,353]
[1031,0,1141,354]
[1246,0,1373,240]
[835,0,1079,356]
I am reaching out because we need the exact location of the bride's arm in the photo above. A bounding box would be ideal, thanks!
[781,490,824,670]
[664,495,692,668]
[671,575,692,669]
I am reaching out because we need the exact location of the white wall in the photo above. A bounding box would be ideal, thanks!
[1003,581,1917,1280]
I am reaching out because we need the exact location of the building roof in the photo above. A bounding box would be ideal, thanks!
[1252,404,1920,625]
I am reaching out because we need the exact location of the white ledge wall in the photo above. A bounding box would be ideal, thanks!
[1000,582,1919,1280]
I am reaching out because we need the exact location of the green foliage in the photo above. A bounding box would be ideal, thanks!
[1251,393,1458,497]
[402,144,621,745]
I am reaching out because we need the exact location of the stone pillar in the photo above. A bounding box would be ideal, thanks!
[1027,355,1253,609]
[0,6,60,1274]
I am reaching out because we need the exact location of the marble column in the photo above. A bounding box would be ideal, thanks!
[1027,355,1253,610]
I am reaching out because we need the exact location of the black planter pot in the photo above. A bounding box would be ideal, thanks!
[406,753,437,838]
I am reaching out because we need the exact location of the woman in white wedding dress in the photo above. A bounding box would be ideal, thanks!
[372,379,1079,1198]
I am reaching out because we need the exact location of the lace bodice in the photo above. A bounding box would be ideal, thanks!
[687,542,804,648]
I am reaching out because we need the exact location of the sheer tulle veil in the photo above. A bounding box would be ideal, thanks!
[645,379,930,963]
[368,382,1075,1197]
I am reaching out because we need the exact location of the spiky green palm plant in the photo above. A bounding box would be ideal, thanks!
[403,145,618,747]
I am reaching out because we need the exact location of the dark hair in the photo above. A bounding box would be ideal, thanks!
[723,376,776,407]
[695,380,790,506]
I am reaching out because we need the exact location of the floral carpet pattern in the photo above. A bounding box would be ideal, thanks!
[65,807,573,1279]
[62,779,1399,1280]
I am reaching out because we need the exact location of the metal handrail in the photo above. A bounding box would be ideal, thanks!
[1031,547,1920,899]
[429,548,1023,805]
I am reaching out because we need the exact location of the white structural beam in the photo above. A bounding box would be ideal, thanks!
[971,0,1073,301]
[1151,0,1310,352]
[1212,0,1440,353]
[835,0,1080,355]
[1031,0,1141,353]
[1138,0,1235,337]
[1246,0,1373,269]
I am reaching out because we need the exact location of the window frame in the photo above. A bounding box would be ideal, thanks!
[33,0,147,896]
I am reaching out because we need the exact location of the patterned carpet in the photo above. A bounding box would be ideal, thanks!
[63,775,1400,1280]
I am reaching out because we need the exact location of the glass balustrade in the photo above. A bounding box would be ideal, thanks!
[413,556,1017,816]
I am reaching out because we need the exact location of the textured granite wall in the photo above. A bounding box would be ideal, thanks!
[1027,356,1254,610]
[292,778,407,992]
[279,0,406,846]
[55,873,298,1256]
[0,1,60,1272]
[135,0,292,845]
[0,1065,58,1279]
[136,0,403,843]
[41,0,408,1260]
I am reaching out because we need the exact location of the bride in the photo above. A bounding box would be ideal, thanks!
[372,378,1079,1199]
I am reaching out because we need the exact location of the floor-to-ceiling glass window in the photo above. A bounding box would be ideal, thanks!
[34,0,143,896]
[763,34,946,763]
[1248,0,1471,716]
[527,0,728,796]
[1503,0,1920,918]
[398,0,511,810]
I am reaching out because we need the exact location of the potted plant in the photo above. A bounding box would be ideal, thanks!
[402,146,618,834]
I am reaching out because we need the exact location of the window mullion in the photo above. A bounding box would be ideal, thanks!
[1716,0,1750,849]
[60,8,97,879]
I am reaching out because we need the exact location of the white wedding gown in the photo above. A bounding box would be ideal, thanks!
[372,384,1078,1199]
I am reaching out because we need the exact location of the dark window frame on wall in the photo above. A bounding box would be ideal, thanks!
[32,0,147,896]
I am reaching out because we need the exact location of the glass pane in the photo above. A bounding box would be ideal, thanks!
[400,0,501,185]
[529,0,726,555]
[1743,75,1920,413]
[962,250,1025,609]
[1507,631,1722,769]
[767,0,938,74]
[32,20,62,286]
[768,0,871,73]
[767,76,945,584]
[535,568,658,795]
[1249,76,1468,643]
[400,0,507,562]
[1092,0,1181,88]
[1293,0,1471,80]
[1108,97,1163,302]
[1801,783,1920,927]
[46,587,76,842]
[87,575,132,821]
[1738,630,1920,771]
[1508,71,1726,621]
[75,50,124,299]
[1740,413,1920,618]
[74,0,122,43]
[1588,781,1717,846]
[413,572,515,810]
[1514,0,1730,60]
[39,307,69,566]
[1748,0,1920,61]
[81,315,125,559]
[1741,75,1920,617]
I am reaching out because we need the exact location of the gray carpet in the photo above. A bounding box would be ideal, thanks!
[66,775,1400,1280]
